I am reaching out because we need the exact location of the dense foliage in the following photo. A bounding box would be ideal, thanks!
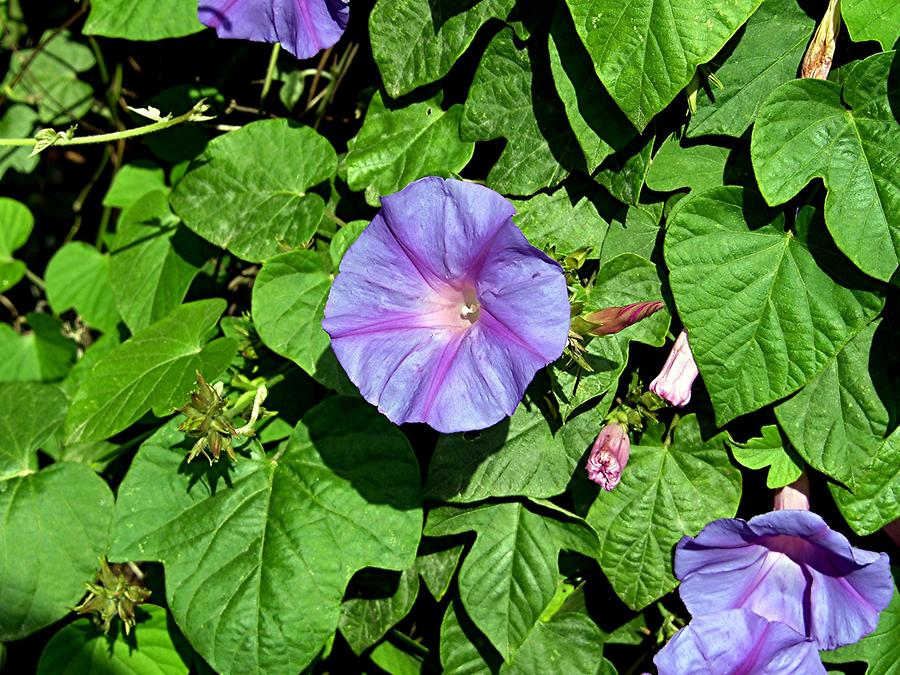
[0,0,898,673]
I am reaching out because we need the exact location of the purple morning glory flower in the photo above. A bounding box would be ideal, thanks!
[675,510,893,650]
[322,177,570,433]
[654,609,825,675]
[198,0,349,60]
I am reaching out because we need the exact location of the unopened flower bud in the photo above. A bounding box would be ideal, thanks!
[774,473,811,511]
[801,0,841,80]
[650,330,699,407]
[583,301,664,336]
[586,422,631,491]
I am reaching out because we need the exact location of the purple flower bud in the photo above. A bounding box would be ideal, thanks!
[654,609,825,675]
[583,300,664,336]
[675,510,893,650]
[585,422,630,491]
[650,329,699,407]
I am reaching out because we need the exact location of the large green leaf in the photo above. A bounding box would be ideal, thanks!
[687,0,814,138]
[1,30,95,124]
[45,242,121,334]
[369,0,515,98]
[586,415,742,609]
[0,313,77,384]
[36,605,191,675]
[171,119,337,262]
[110,397,422,675]
[110,191,211,332]
[511,186,608,258]
[841,0,900,51]
[594,134,653,206]
[564,0,764,129]
[0,383,67,480]
[339,568,420,655]
[426,501,598,660]
[751,51,900,281]
[65,300,237,444]
[599,205,660,265]
[0,197,33,293]
[0,463,114,641]
[646,136,732,194]
[346,92,474,205]
[461,29,582,196]
[85,0,203,40]
[665,187,883,424]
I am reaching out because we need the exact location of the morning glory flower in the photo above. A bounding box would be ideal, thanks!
[675,510,893,650]
[585,421,630,490]
[654,609,825,675]
[198,0,349,60]
[322,177,570,433]
[650,329,699,407]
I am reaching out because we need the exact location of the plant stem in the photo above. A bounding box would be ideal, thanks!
[260,43,281,109]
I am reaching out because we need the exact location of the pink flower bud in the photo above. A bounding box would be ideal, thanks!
[773,473,811,511]
[650,330,699,407]
[586,422,631,491]
[583,300,664,336]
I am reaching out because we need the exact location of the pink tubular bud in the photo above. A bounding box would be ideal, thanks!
[583,300,664,336]
[586,422,631,491]
[650,330,699,407]
[774,473,811,511]
[800,0,841,80]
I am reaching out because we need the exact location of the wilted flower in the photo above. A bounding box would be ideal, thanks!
[675,510,893,650]
[654,609,825,675]
[322,177,570,433]
[650,329,699,407]
[198,0,349,60]
[585,421,630,491]
[580,300,664,336]
[800,0,840,80]
[74,558,151,635]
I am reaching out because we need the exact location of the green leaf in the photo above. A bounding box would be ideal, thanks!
[0,197,33,293]
[36,605,191,675]
[0,383,67,480]
[646,136,732,193]
[369,0,516,98]
[751,51,900,281]
[511,186,608,258]
[586,414,742,609]
[728,424,802,489]
[665,187,883,424]
[686,0,814,138]
[775,320,896,489]
[329,220,367,270]
[548,5,636,172]
[339,568,420,655]
[171,119,337,262]
[103,161,167,209]
[426,501,598,660]
[823,569,900,674]
[1,30,95,124]
[110,397,422,674]
[45,242,121,334]
[440,599,502,675]
[599,205,661,265]
[85,0,203,40]
[0,105,39,179]
[109,191,211,332]
[594,134,653,206]
[461,29,582,196]
[369,640,425,675]
[0,462,114,641]
[425,404,593,502]
[563,0,764,129]
[416,538,464,602]
[346,92,474,205]
[842,0,900,51]
[65,300,236,444]
[551,340,626,420]
[0,313,77,384]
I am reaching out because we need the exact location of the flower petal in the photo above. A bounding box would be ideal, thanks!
[198,0,348,60]
[654,609,825,675]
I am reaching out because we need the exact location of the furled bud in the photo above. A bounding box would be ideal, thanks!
[586,422,631,491]
[801,0,841,80]
[582,301,664,336]
[74,558,151,634]
[774,473,811,511]
[650,330,699,407]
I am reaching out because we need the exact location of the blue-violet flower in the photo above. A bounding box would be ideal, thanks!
[198,0,349,60]
[674,510,893,650]
[322,177,570,433]
[654,609,825,675]
[585,421,630,490]
[650,329,698,407]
